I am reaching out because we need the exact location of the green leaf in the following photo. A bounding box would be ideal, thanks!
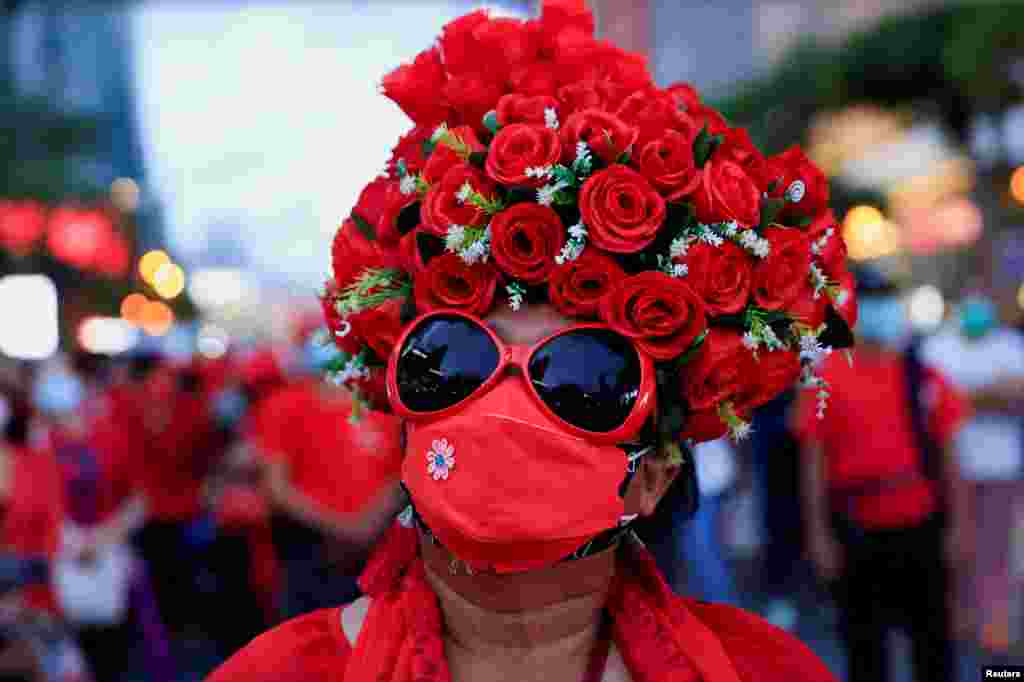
[468,150,487,168]
[483,110,499,134]
[616,145,632,164]
[396,158,408,178]
[400,293,417,325]
[796,216,812,228]
[692,124,712,167]
[421,139,435,158]
[675,329,709,367]
[351,211,376,242]
[758,197,786,230]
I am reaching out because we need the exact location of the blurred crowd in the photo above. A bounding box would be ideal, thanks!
[0,272,1021,682]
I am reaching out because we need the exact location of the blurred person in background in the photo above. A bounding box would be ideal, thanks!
[922,292,1024,655]
[32,358,173,682]
[675,438,742,607]
[748,388,807,631]
[797,267,971,682]
[133,361,219,644]
[253,338,405,620]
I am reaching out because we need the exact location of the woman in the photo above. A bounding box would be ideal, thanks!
[208,1,857,679]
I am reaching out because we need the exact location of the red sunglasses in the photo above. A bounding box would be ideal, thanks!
[386,309,656,444]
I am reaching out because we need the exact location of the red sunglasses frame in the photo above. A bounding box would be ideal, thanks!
[385,309,657,444]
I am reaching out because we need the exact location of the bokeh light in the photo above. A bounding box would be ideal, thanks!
[1011,166,1024,206]
[110,177,141,213]
[842,205,901,261]
[1017,282,1024,310]
[197,324,230,359]
[907,285,945,332]
[139,250,170,284]
[139,300,175,336]
[78,317,139,355]
[152,263,186,299]
[0,275,58,359]
[120,293,148,322]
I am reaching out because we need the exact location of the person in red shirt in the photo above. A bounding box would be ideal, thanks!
[797,267,970,682]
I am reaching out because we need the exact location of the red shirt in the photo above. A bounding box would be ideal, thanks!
[1,446,63,614]
[795,348,969,529]
[256,385,402,517]
[85,389,146,521]
[141,392,216,521]
[246,380,319,460]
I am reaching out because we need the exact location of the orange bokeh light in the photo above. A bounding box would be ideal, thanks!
[138,300,174,336]
[120,293,148,322]
[1011,166,1024,206]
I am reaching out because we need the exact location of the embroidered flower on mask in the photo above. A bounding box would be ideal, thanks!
[426,438,455,480]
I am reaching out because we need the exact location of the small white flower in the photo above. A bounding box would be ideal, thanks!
[536,181,567,207]
[335,356,370,384]
[555,240,584,265]
[456,181,473,205]
[544,107,559,130]
[670,237,689,259]
[445,225,467,252]
[507,283,526,311]
[426,439,456,481]
[730,421,753,442]
[568,224,587,242]
[723,221,739,237]
[671,263,688,278]
[811,227,834,256]
[742,332,759,350]
[752,238,771,259]
[799,334,832,363]
[399,174,418,195]
[809,263,828,299]
[835,288,849,306]
[460,240,488,265]
[699,228,724,247]
[785,180,806,203]
[525,165,552,179]
[762,325,783,350]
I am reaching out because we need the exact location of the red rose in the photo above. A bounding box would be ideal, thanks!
[377,183,420,246]
[665,82,701,112]
[321,281,361,355]
[832,265,858,330]
[579,165,666,253]
[387,125,432,179]
[745,350,801,410]
[682,327,754,411]
[556,82,605,115]
[352,178,392,227]
[715,128,761,168]
[331,217,398,291]
[807,210,847,276]
[537,0,596,50]
[443,75,505,135]
[496,94,560,127]
[600,271,707,361]
[351,298,405,361]
[509,61,560,97]
[421,165,498,237]
[786,289,829,329]
[422,125,484,185]
[381,47,447,126]
[752,227,812,311]
[560,109,637,164]
[679,407,728,444]
[438,10,491,77]
[414,253,498,316]
[636,130,701,201]
[474,18,538,72]
[591,46,654,93]
[682,241,753,316]
[489,203,565,284]
[769,146,829,224]
[688,103,729,135]
[692,160,761,228]
[398,228,439,276]
[485,124,561,188]
[615,89,695,151]
[548,248,624,318]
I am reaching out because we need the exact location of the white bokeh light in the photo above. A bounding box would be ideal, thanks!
[0,275,59,360]
[907,285,945,332]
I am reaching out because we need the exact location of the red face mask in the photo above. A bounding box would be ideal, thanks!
[402,377,629,574]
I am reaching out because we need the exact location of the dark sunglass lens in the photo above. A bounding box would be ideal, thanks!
[396,316,500,412]
[528,330,641,433]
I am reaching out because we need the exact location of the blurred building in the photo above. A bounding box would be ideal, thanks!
[7,1,163,251]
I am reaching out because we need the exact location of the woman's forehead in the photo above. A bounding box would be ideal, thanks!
[483,304,573,346]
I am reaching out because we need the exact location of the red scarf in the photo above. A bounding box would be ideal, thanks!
[346,524,742,682]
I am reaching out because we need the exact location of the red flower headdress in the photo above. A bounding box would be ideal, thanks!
[322,0,856,443]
